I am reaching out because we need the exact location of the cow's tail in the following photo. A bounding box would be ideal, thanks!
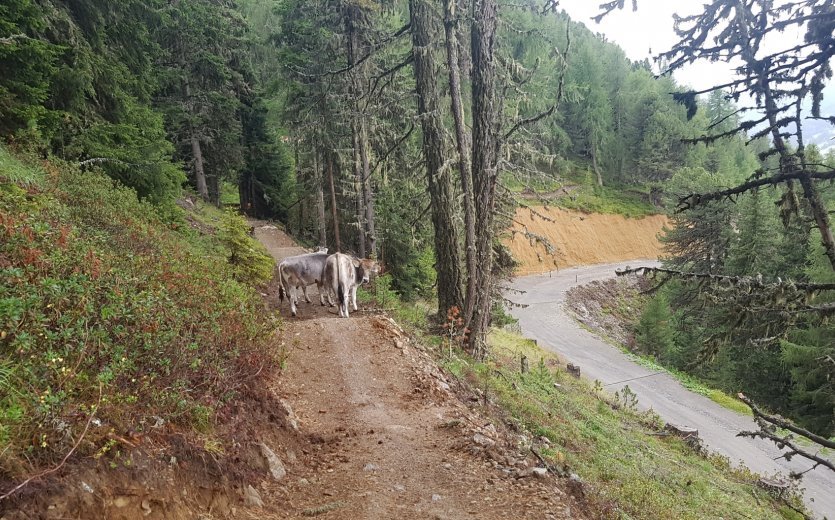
[278,264,286,302]
[336,255,344,312]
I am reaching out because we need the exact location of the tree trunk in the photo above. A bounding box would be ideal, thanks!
[315,149,327,247]
[183,78,209,202]
[410,0,464,317]
[189,136,209,201]
[467,0,501,359]
[759,71,835,271]
[208,171,220,207]
[295,141,304,237]
[445,0,477,324]
[592,145,603,187]
[351,123,367,258]
[358,119,377,257]
[327,152,342,252]
[345,8,368,258]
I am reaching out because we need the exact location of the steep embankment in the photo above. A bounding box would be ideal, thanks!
[505,206,668,275]
[0,148,291,519]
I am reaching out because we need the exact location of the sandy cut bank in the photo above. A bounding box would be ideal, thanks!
[505,206,669,275]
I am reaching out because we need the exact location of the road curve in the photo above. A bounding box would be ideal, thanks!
[508,261,834,520]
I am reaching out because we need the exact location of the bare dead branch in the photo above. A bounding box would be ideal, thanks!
[0,389,101,501]
[616,266,835,294]
[676,169,835,212]
[737,393,835,476]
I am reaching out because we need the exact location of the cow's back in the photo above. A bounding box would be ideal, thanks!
[281,252,328,285]
[324,253,356,289]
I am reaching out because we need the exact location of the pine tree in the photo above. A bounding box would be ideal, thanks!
[635,292,676,360]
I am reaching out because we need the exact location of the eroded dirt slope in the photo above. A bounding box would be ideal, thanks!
[249,223,584,520]
[505,207,668,275]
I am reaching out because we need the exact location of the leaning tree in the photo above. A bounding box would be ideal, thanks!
[607,0,835,477]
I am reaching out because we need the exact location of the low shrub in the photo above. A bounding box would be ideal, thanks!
[0,150,277,479]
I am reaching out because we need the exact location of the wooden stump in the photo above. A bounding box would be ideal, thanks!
[663,423,701,451]
[757,477,790,497]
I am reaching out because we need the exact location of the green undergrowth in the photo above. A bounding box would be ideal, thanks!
[443,328,805,520]
[503,162,659,218]
[357,274,434,332]
[0,147,277,480]
[555,184,658,218]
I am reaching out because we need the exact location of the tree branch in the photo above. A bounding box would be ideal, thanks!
[737,393,835,476]
[676,169,835,212]
[503,22,570,140]
[369,121,415,177]
[616,266,835,294]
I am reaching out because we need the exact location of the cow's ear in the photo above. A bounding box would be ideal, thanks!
[352,258,361,268]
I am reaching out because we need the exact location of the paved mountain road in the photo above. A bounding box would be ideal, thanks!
[508,261,834,520]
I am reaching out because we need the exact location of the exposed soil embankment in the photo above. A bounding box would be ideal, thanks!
[505,207,668,275]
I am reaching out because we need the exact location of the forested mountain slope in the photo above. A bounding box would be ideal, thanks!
[3,0,835,517]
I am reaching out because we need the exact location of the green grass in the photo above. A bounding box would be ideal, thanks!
[357,274,434,331]
[503,174,564,194]
[501,162,659,218]
[456,328,805,520]
[0,145,45,187]
[556,184,658,218]
[220,181,240,206]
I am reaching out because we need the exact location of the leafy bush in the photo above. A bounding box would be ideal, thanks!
[219,208,275,285]
[0,149,277,476]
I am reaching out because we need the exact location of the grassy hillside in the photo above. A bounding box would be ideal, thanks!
[0,146,276,485]
[449,329,805,520]
[504,162,661,219]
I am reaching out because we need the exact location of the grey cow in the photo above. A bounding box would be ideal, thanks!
[322,253,380,318]
[278,248,331,317]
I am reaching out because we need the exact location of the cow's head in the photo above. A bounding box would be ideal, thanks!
[351,258,380,284]
[316,246,328,254]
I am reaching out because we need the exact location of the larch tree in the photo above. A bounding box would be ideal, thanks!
[409,0,465,316]
[610,0,835,471]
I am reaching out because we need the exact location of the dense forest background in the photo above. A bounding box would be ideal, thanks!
[2,0,833,438]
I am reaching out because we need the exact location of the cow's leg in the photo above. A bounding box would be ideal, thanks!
[317,281,327,306]
[289,286,298,317]
[351,285,358,311]
[341,285,350,318]
[302,284,312,304]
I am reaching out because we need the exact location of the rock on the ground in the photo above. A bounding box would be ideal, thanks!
[531,467,548,478]
[279,399,300,431]
[112,496,131,508]
[258,443,287,481]
[244,485,264,508]
[472,433,495,447]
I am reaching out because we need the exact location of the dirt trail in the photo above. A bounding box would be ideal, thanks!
[247,223,582,520]
[505,207,668,275]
